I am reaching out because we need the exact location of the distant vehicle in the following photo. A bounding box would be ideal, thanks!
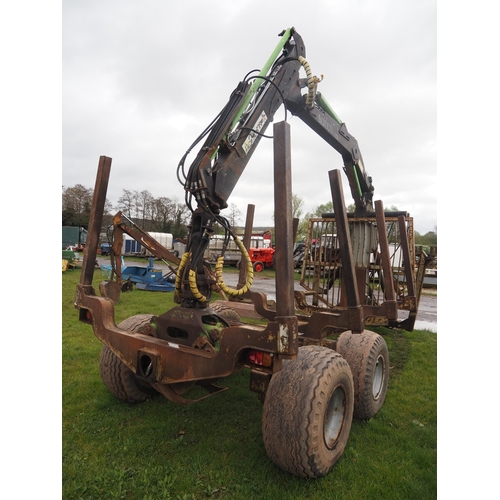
[100,243,112,256]
[204,234,266,266]
[246,246,275,272]
[62,226,87,249]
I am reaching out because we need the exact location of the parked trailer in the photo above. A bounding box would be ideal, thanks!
[204,234,265,265]
[141,232,173,257]
[124,234,143,255]
[62,226,87,249]
[101,232,173,257]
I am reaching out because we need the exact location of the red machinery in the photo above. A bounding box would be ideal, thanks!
[248,247,275,272]
[247,231,274,272]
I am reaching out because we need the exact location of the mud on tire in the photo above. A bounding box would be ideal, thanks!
[336,330,389,420]
[262,345,354,478]
[99,314,159,403]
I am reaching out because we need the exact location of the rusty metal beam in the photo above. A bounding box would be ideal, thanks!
[80,156,112,287]
[273,121,295,318]
[113,212,181,267]
[273,121,298,357]
[328,170,364,332]
[398,215,415,298]
[375,200,396,303]
[329,170,358,306]
[75,285,288,384]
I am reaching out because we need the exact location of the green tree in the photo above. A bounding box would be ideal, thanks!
[62,185,93,228]
[415,228,437,246]
[292,194,305,219]
[311,201,333,217]
[149,196,176,232]
[272,193,304,224]
[169,199,190,238]
[62,184,93,227]
[137,195,190,237]
[62,184,112,229]
[295,200,333,242]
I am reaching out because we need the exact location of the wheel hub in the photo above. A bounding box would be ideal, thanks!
[372,355,385,399]
[324,385,346,449]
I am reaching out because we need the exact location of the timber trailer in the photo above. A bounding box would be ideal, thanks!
[75,28,434,478]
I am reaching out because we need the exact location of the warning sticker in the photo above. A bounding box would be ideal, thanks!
[242,111,268,154]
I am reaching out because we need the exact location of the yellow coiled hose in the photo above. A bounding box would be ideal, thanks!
[175,251,209,303]
[188,268,207,303]
[174,251,191,298]
[298,56,323,108]
[175,235,254,303]
[215,235,253,297]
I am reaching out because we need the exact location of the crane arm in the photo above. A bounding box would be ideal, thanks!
[176,28,374,307]
[178,27,374,217]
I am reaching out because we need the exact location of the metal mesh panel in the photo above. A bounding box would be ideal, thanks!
[299,216,415,312]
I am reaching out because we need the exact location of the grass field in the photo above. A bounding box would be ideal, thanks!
[62,267,437,499]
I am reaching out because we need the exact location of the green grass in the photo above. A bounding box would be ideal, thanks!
[62,268,437,499]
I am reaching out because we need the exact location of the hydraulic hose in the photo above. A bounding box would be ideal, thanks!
[215,236,254,297]
[298,56,323,108]
[176,235,254,303]
[188,269,208,303]
[175,251,212,303]
[174,252,191,298]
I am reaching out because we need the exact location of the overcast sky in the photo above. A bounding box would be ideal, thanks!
[62,0,436,234]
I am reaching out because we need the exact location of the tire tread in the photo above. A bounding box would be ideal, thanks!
[99,314,158,403]
[336,331,389,419]
[262,345,354,478]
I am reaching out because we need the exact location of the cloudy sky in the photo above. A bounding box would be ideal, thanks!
[62,0,436,234]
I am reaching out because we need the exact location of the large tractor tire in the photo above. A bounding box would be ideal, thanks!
[262,345,354,478]
[210,301,242,324]
[99,314,159,403]
[336,330,389,420]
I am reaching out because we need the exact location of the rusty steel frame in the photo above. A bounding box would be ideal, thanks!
[296,187,427,331]
[98,211,182,301]
[76,123,301,403]
[76,123,428,406]
[112,211,181,266]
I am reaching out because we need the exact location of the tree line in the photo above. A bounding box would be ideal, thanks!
[62,184,191,238]
[63,184,436,246]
